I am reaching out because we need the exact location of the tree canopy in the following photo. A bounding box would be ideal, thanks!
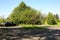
[47,12,57,25]
[7,2,42,25]
[6,2,60,25]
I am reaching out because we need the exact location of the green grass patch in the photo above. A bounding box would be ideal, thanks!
[20,25,48,30]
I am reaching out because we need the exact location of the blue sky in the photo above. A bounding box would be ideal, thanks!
[0,0,60,18]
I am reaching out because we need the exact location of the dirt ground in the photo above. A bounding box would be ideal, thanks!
[0,27,60,40]
[0,26,60,40]
[47,26,60,30]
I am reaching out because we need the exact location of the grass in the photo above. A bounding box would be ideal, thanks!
[18,24,50,30]
[20,25,48,30]
[18,21,60,29]
[57,22,60,26]
[44,20,60,26]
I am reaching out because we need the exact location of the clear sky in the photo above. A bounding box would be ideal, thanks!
[0,0,60,18]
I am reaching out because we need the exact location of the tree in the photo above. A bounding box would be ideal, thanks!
[0,17,5,23]
[19,1,26,8]
[47,12,57,25]
[7,2,26,24]
[7,2,42,25]
[54,14,59,21]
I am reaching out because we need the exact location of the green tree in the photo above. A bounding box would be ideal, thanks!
[47,12,57,25]
[0,17,5,23]
[54,14,59,21]
[7,2,42,25]
[19,1,26,8]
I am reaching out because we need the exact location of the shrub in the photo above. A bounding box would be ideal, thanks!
[5,22,16,26]
[35,20,42,25]
[47,12,57,25]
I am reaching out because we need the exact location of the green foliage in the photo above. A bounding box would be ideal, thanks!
[7,2,42,25]
[21,25,48,30]
[0,17,5,23]
[35,20,42,25]
[54,14,59,21]
[7,1,60,25]
[19,1,26,8]
[47,12,57,25]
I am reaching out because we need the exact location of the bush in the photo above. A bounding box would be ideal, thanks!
[5,22,16,26]
[0,23,5,26]
[35,20,42,25]
[47,19,57,25]
[47,12,57,25]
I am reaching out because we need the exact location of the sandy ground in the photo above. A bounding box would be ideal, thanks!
[47,26,60,30]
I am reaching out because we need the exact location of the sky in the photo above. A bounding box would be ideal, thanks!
[0,0,60,18]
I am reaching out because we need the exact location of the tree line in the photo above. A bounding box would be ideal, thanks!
[0,2,60,25]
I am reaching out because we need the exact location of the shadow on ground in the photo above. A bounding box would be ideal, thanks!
[0,28,60,40]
